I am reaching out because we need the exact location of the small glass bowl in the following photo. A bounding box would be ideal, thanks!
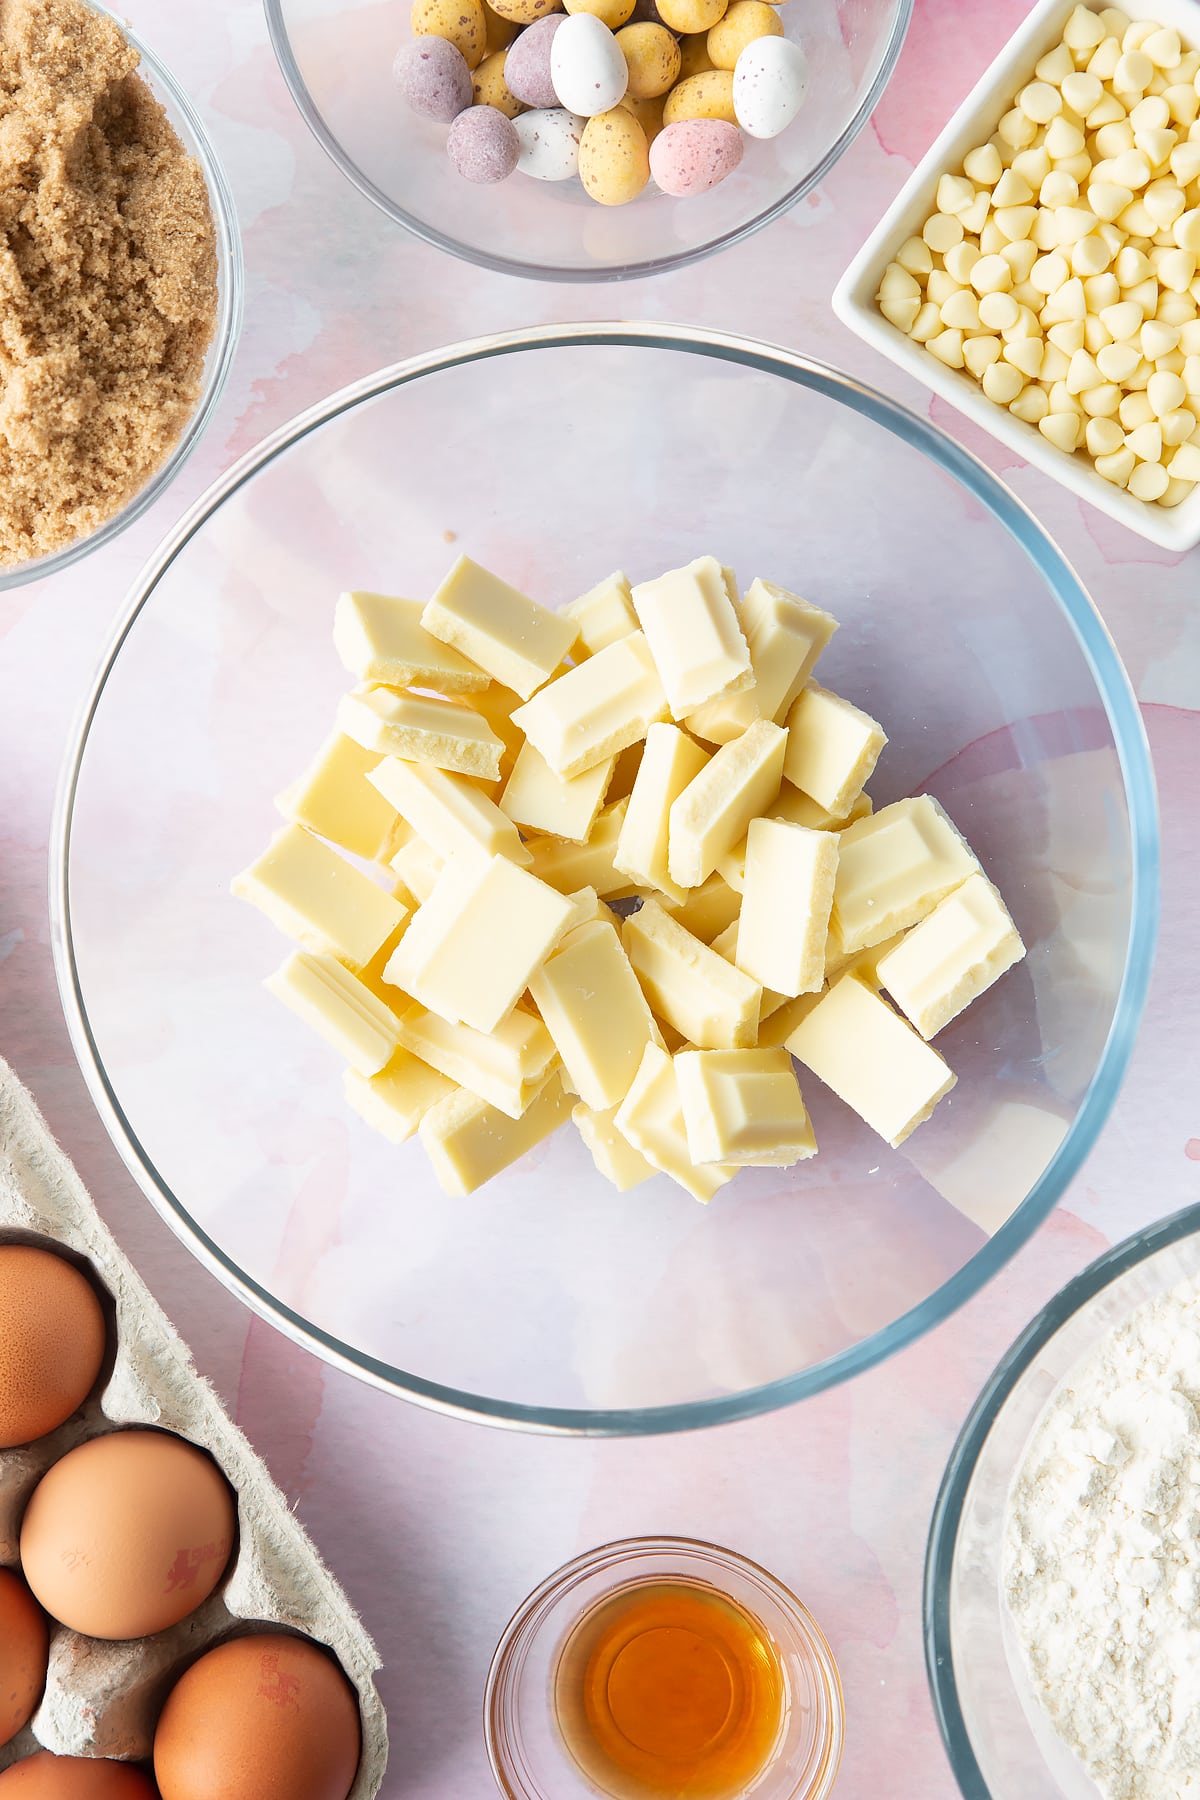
[485,1537,844,1799]
[0,0,243,592]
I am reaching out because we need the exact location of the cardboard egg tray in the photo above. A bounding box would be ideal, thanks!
[0,1058,387,1794]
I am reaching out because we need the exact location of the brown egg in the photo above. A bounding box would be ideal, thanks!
[0,1753,157,1795]
[0,1245,107,1447]
[19,1430,235,1640]
[0,1568,48,1746]
[153,1633,361,1800]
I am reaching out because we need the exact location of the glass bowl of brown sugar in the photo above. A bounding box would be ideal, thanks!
[0,0,242,590]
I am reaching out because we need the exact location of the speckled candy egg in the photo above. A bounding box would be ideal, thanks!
[614,21,679,96]
[732,33,806,137]
[410,0,487,65]
[513,105,586,177]
[707,0,780,68]
[551,13,628,116]
[504,15,564,106]
[663,67,735,122]
[394,36,474,119]
[649,116,742,193]
[564,0,635,27]
[483,0,519,48]
[447,104,521,179]
[655,0,725,36]
[488,0,561,26]
[677,28,714,75]
[579,105,650,202]
[472,47,525,112]
[620,90,665,141]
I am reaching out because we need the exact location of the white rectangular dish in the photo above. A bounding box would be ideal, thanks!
[833,0,1200,553]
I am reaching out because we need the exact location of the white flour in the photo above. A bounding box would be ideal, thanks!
[1005,1272,1200,1800]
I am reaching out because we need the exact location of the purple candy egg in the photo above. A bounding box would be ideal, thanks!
[503,14,564,108]
[649,117,742,196]
[447,104,521,180]
[394,35,473,121]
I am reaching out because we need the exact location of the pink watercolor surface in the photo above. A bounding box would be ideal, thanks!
[1,2,1199,1795]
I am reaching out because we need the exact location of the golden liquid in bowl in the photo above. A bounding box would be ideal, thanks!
[554,1578,786,1799]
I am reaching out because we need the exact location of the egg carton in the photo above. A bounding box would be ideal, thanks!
[0,1058,387,1794]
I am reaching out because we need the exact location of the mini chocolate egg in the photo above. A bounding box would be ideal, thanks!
[0,1755,157,1797]
[628,0,674,22]
[663,66,735,122]
[153,1633,361,1800]
[472,48,525,114]
[513,104,586,177]
[732,33,807,137]
[448,103,521,178]
[649,116,743,193]
[655,0,726,36]
[707,0,781,68]
[0,1245,107,1448]
[579,105,650,202]
[488,0,561,25]
[551,13,628,115]
[504,15,564,106]
[0,1569,47,1747]
[564,0,635,26]
[394,36,473,119]
[20,1429,236,1641]
[677,28,714,75]
[483,0,519,47]
[614,20,680,96]
[410,0,487,65]
[620,89,665,141]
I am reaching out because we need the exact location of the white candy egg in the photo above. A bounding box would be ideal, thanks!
[514,106,587,179]
[732,35,808,139]
[550,13,629,118]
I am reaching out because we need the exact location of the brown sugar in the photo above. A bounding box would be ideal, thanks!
[0,0,218,567]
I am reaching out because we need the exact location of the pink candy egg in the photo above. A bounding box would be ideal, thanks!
[649,117,742,195]
[394,36,473,121]
[447,103,521,180]
[504,15,564,108]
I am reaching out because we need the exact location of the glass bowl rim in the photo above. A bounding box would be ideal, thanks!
[49,320,1161,1437]
[262,0,914,284]
[923,1197,1200,1800]
[0,0,245,593]
[483,1532,845,1800]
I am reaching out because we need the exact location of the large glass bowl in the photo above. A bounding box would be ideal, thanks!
[925,1203,1200,1800]
[265,0,911,281]
[50,324,1158,1435]
[0,0,243,592]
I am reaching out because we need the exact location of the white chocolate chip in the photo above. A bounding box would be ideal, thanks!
[1084,271,1120,310]
[964,142,1003,185]
[960,190,992,235]
[1136,125,1179,166]
[1066,346,1101,391]
[1040,169,1080,207]
[1128,458,1170,498]
[1086,93,1126,128]
[978,290,1021,330]
[1161,405,1198,443]
[1012,146,1053,186]
[1088,38,1122,84]
[1109,145,1153,185]
[1125,419,1163,458]
[910,301,942,341]
[999,106,1038,148]
[927,269,960,306]
[1094,119,1136,156]
[1141,318,1181,358]
[1042,275,1088,321]
[970,252,1015,294]
[1160,475,1197,504]
[897,235,934,276]
[1045,116,1087,157]
[1064,6,1106,53]
[1159,248,1198,290]
[1167,440,1200,478]
[982,360,1025,403]
[927,328,966,368]
[1003,239,1040,282]
[1088,179,1135,220]
[923,211,963,253]
[1041,342,1071,381]
[1048,318,1087,352]
[1101,298,1144,338]
[1144,27,1182,70]
[881,295,921,331]
[878,263,922,302]
[1004,336,1045,378]
[1010,383,1050,421]
[993,168,1034,206]
[944,240,981,283]
[963,335,1003,376]
[940,288,982,330]
[996,205,1038,241]
[1082,381,1123,414]
[1176,208,1200,252]
[1114,50,1154,95]
[1187,353,1200,390]
[1149,367,1188,411]
[1097,340,1142,380]
[1120,388,1155,427]
[1095,445,1137,483]
[1020,80,1063,123]
[1073,232,1113,274]
[937,173,976,215]
[1048,379,1083,415]
[1123,19,1157,54]
[1086,414,1125,454]
[1031,249,1071,292]
[1036,41,1076,85]
[1041,410,1082,451]
[1062,71,1103,114]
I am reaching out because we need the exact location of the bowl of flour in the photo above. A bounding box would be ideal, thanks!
[926,1202,1200,1800]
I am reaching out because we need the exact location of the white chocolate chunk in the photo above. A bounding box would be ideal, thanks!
[614,722,710,906]
[737,818,839,998]
[526,799,634,897]
[786,973,956,1147]
[665,870,743,941]
[389,831,443,904]
[499,741,614,843]
[419,1074,573,1197]
[668,719,787,889]
[233,823,407,967]
[338,685,503,780]
[512,633,669,779]
[343,1050,455,1143]
[685,579,838,744]
[276,732,399,862]
[422,555,578,700]
[386,852,574,1033]
[630,556,753,717]
[782,683,887,818]
[832,795,980,955]
[333,591,488,691]
[614,1044,736,1203]
[395,1001,558,1118]
[265,951,401,1076]
[369,755,530,866]
[623,899,761,1051]
[564,571,638,657]
[573,1101,656,1191]
[676,1049,817,1167]
[528,919,657,1109]
[875,872,1025,1039]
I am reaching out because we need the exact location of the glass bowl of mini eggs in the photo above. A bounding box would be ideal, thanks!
[265,0,912,279]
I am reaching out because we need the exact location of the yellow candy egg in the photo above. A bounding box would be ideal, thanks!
[412,0,488,65]
[615,21,681,97]
[663,65,736,123]
[579,106,651,203]
[487,0,561,25]
[565,0,636,27]
[655,0,726,35]
[677,30,715,76]
[707,0,781,69]
[472,49,525,113]
[483,2,520,50]
[620,90,666,141]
